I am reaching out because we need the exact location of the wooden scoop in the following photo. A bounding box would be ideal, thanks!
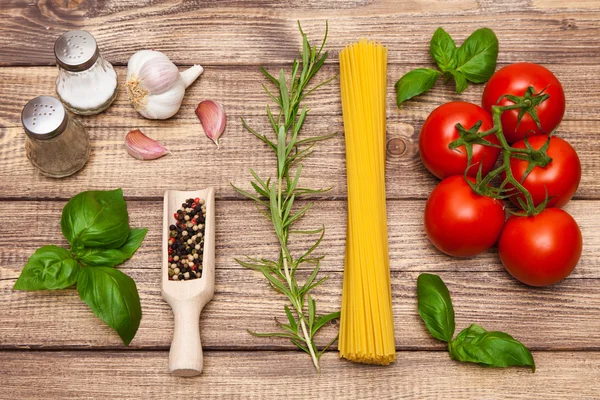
[162,188,216,377]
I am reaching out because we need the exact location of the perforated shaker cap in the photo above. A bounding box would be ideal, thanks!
[21,96,68,140]
[54,30,99,72]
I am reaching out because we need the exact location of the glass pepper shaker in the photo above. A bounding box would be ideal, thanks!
[22,95,90,178]
[54,30,118,115]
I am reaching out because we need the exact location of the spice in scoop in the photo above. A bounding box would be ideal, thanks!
[167,197,207,281]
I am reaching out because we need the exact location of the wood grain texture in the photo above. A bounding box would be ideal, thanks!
[0,351,598,400]
[1,0,599,66]
[0,65,598,200]
[2,1,600,397]
[1,200,599,350]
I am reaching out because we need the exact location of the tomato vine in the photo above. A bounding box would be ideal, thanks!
[448,86,554,216]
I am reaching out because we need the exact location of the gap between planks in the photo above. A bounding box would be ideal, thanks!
[1,347,599,353]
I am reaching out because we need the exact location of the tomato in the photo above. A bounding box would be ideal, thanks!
[507,135,581,208]
[424,176,505,257]
[419,102,501,179]
[498,208,582,287]
[482,63,565,143]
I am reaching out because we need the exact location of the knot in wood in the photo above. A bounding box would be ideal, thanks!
[561,19,577,30]
[386,137,406,157]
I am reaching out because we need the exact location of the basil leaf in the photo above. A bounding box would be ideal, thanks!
[450,324,535,371]
[430,27,457,71]
[76,228,148,268]
[77,266,142,345]
[61,189,130,249]
[14,246,80,291]
[395,68,441,106]
[449,70,468,93]
[448,324,490,362]
[417,273,455,342]
[455,28,499,83]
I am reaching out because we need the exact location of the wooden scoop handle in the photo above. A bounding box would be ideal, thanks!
[169,300,204,377]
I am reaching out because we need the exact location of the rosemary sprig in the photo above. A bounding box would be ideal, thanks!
[232,22,339,372]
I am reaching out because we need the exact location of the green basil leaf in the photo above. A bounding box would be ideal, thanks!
[450,324,535,371]
[430,27,457,71]
[449,70,468,93]
[417,273,455,343]
[395,68,441,106]
[448,324,490,363]
[455,28,499,83]
[14,246,80,291]
[76,228,148,268]
[61,189,130,249]
[77,266,142,345]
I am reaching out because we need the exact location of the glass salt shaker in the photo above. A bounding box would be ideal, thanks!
[54,30,118,115]
[22,95,90,178]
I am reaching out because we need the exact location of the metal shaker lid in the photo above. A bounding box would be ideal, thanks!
[21,96,68,140]
[54,30,99,72]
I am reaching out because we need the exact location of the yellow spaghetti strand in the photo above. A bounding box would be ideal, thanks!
[338,40,396,365]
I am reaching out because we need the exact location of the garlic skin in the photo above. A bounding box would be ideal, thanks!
[126,50,203,120]
[195,100,227,148]
[125,129,169,160]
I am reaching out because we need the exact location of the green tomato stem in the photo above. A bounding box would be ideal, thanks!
[473,102,539,213]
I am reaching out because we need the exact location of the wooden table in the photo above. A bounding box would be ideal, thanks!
[1,0,599,398]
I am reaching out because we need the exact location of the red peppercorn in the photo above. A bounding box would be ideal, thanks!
[168,257,173,262]
[173,213,178,219]
[191,219,197,225]
[192,202,197,208]
[169,238,175,244]
[194,197,200,203]
[168,248,173,255]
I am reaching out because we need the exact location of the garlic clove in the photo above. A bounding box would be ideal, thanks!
[195,100,227,148]
[125,129,169,160]
[126,50,172,86]
[140,81,186,120]
[138,57,180,95]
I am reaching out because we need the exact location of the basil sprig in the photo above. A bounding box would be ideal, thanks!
[417,274,535,371]
[396,27,499,106]
[14,189,146,346]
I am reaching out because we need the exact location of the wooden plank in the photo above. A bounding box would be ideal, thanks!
[5,269,600,350]
[1,64,598,127]
[0,350,598,399]
[1,1,600,66]
[1,200,599,349]
[1,200,598,278]
[0,118,596,200]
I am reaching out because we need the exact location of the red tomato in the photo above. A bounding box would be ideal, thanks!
[424,176,505,257]
[419,102,500,179]
[482,63,565,143]
[507,135,581,208]
[499,208,582,287]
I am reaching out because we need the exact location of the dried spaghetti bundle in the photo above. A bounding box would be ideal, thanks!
[338,39,396,365]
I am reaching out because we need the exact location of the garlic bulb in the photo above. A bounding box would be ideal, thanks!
[126,50,203,119]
